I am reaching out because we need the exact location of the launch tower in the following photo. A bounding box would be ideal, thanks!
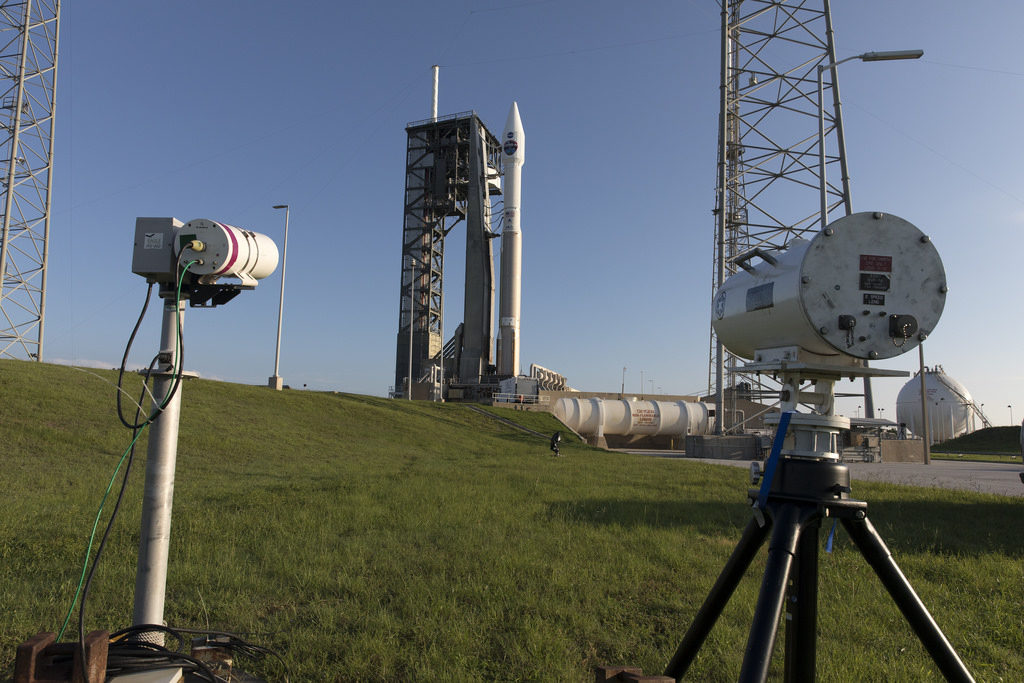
[708,0,857,431]
[0,0,60,361]
[394,111,501,399]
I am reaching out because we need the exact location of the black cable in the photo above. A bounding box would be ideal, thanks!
[78,358,159,683]
[116,282,154,429]
[111,625,290,681]
[107,625,221,682]
[118,260,194,430]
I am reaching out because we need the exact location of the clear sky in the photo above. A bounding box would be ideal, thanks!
[40,0,1023,425]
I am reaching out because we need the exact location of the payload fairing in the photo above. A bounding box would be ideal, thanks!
[497,102,525,377]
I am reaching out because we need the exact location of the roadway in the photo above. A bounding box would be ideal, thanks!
[623,451,1024,498]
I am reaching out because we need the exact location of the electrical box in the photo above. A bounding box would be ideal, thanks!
[132,217,184,283]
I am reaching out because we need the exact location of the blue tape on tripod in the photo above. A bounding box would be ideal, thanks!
[757,410,793,509]
[826,520,838,553]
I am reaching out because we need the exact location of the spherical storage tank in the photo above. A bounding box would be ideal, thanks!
[553,398,713,439]
[896,366,979,444]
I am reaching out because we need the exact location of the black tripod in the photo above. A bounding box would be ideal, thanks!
[664,456,974,682]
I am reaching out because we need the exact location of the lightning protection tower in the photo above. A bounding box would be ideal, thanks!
[0,0,60,361]
[394,111,501,399]
[708,0,863,432]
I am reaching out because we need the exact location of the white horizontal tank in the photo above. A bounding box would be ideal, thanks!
[896,366,980,444]
[553,397,714,439]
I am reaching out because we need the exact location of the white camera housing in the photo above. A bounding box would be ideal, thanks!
[132,217,279,289]
[177,219,279,287]
[712,212,945,364]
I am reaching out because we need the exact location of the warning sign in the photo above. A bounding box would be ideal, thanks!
[632,408,658,427]
[859,254,892,272]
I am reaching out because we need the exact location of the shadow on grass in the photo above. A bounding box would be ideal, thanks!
[551,497,1024,557]
[547,498,752,535]
[859,500,1024,557]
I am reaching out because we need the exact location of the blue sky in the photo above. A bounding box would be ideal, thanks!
[41,1,1024,425]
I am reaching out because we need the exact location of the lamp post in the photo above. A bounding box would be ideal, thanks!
[817,49,924,230]
[1009,405,1014,425]
[268,204,289,390]
[621,366,626,399]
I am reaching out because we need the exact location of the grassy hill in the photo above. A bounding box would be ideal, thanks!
[932,425,1021,454]
[2,359,1022,681]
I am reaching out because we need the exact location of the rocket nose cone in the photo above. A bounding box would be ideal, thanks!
[502,101,525,162]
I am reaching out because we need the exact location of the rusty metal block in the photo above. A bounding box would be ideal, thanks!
[594,664,673,683]
[14,631,108,683]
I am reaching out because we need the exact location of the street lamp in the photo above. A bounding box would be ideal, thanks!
[1009,405,1014,425]
[268,204,290,390]
[818,49,924,229]
[621,366,626,399]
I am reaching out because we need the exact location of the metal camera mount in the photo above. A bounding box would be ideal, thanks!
[663,213,973,681]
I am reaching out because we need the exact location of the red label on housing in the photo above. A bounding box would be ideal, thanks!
[859,254,892,272]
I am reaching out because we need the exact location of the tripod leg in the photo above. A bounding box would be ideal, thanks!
[785,519,820,683]
[739,504,804,683]
[842,516,975,683]
[664,516,771,679]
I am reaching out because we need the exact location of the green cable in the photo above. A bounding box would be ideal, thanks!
[56,261,199,640]
[56,428,147,641]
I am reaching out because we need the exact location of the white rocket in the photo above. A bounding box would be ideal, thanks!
[497,102,525,377]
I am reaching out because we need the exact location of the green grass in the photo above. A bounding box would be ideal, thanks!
[932,426,1021,455]
[931,452,1020,464]
[2,359,1023,681]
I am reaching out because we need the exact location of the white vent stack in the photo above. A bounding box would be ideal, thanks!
[497,102,525,377]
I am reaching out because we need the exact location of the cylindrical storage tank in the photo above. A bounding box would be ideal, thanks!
[553,398,713,438]
[178,218,279,284]
[712,212,946,361]
[896,367,977,444]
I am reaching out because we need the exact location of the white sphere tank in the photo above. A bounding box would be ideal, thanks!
[896,366,977,444]
[553,398,714,438]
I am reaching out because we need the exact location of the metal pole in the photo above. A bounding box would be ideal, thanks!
[713,0,729,435]
[919,343,931,464]
[817,64,829,231]
[268,205,289,390]
[36,2,61,362]
[438,283,444,402]
[621,366,626,398]
[133,295,185,633]
[0,0,31,319]
[407,258,415,400]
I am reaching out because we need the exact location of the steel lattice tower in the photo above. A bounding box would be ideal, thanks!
[0,0,60,361]
[708,0,859,432]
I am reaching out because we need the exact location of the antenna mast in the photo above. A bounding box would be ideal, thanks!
[709,0,859,431]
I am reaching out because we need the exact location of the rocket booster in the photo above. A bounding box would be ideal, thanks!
[497,102,525,377]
